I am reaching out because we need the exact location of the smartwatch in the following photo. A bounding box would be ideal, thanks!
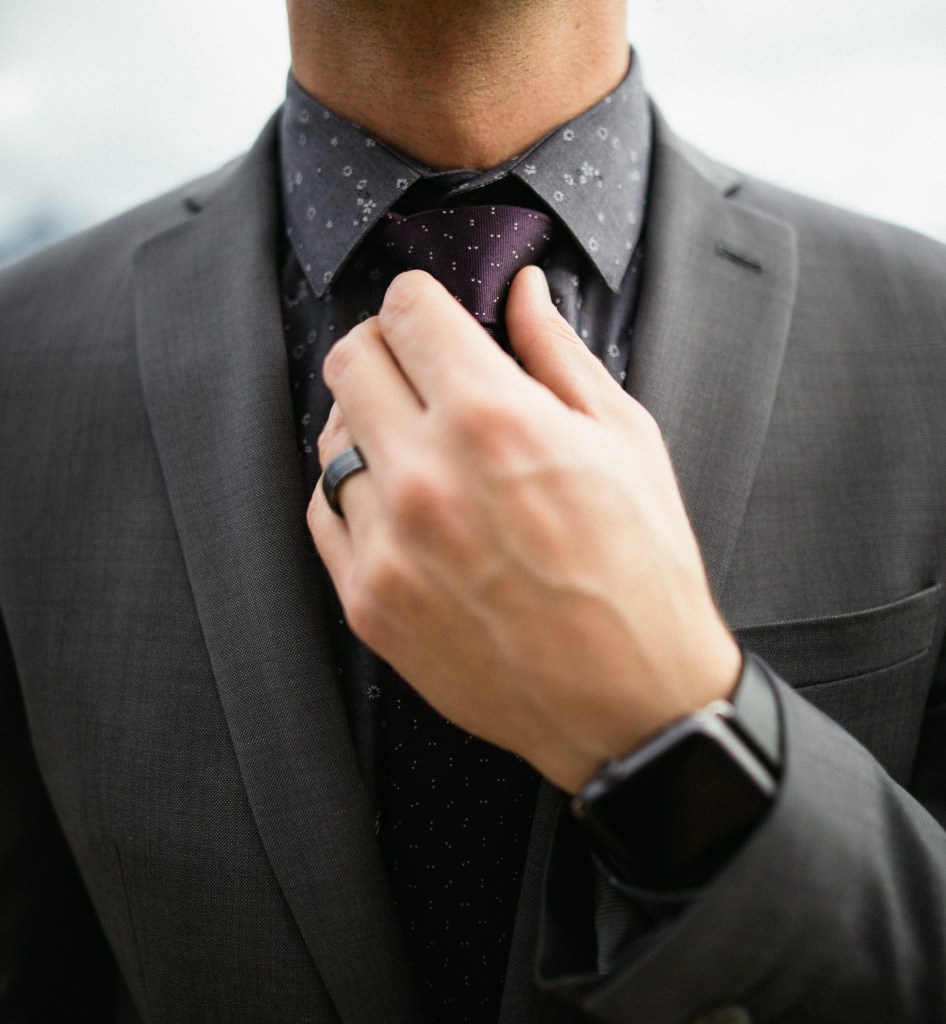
[570,652,782,890]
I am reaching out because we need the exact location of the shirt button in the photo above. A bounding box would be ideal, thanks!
[691,1008,752,1024]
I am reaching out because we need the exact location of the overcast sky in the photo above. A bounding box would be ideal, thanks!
[2,0,944,253]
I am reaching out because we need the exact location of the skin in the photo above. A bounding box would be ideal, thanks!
[298,1,742,794]
[310,271,742,795]
[287,0,632,170]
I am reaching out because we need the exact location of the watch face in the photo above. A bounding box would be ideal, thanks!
[577,718,776,889]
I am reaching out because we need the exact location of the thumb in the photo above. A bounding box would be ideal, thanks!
[505,266,617,415]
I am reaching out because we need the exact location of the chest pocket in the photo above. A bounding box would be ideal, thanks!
[734,583,944,786]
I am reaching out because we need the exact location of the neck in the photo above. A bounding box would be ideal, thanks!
[287,0,630,170]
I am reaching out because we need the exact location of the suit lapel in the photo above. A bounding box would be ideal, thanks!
[134,117,420,1024]
[628,113,798,609]
[500,113,799,1020]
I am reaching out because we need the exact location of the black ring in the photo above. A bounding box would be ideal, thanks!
[322,446,367,518]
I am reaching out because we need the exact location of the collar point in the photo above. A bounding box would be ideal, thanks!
[596,254,633,293]
[602,270,626,294]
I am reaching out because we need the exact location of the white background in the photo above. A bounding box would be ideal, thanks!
[2,0,944,257]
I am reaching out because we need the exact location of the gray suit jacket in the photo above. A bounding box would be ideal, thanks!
[2,109,945,1024]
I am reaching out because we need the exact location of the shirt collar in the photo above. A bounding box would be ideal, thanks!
[280,53,651,296]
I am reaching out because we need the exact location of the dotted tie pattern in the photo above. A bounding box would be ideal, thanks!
[379,205,555,345]
[375,205,550,1023]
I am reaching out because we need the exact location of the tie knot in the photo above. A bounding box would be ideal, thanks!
[379,205,554,341]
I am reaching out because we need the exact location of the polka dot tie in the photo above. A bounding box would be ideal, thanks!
[376,205,550,1023]
[379,204,555,345]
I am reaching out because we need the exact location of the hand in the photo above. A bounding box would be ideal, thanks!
[308,267,741,794]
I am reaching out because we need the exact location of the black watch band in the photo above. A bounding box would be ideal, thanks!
[570,652,782,890]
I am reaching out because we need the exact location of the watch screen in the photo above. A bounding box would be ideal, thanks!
[588,722,775,889]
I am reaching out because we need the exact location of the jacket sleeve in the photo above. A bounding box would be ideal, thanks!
[535,653,946,1024]
[0,613,119,1023]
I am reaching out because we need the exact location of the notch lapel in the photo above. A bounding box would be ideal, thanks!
[134,117,420,1023]
[628,113,799,607]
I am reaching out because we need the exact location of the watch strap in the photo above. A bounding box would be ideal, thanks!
[729,650,782,775]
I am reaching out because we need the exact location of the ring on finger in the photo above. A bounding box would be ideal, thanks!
[322,445,368,518]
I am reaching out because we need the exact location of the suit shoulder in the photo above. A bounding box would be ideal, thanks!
[733,172,946,291]
[0,154,243,309]
[655,114,946,297]
[724,171,946,385]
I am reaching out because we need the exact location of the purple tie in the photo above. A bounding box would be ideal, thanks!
[379,204,555,344]
[375,203,551,1022]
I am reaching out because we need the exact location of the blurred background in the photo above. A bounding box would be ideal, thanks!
[2,0,944,264]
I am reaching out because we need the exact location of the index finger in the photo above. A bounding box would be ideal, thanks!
[322,314,423,466]
[377,270,520,405]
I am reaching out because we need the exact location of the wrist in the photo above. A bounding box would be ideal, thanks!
[557,627,742,795]
[570,651,782,890]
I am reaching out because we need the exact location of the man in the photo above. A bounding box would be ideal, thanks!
[1,1,945,1021]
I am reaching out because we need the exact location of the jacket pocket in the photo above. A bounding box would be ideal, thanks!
[734,583,944,785]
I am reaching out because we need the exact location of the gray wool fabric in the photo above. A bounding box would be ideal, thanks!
[2,74,946,1024]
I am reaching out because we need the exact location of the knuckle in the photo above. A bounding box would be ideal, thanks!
[379,270,427,327]
[629,401,662,439]
[346,548,404,647]
[451,394,531,453]
[344,586,379,646]
[388,466,449,527]
[321,335,354,387]
[616,399,667,453]
[363,546,404,601]
[388,471,474,559]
